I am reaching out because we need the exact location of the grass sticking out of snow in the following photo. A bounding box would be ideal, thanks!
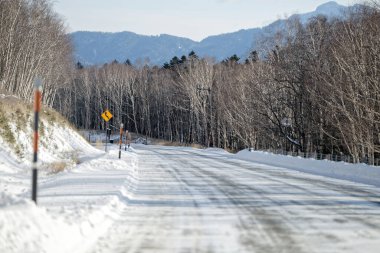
[0,105,17,148]
[47,162,68,174]
[14,108,27,132]
[152,139,204,149]
[0,95,97,171]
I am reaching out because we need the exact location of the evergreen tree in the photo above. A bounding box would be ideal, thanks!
[180,55,187,63]
[223,54,240,64]
[76,61,84,69]
[170,56,180,67]
[246,50,259,64]
[188,50,198,59]
[229,54,240,62]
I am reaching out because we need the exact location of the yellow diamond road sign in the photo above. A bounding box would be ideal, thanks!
[101,110,113,122]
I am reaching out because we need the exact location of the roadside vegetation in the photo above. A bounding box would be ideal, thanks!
[1,0,380,164]
[0,95,80,172]
[59,3,380,164]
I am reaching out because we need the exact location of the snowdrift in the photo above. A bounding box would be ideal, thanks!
[236,150,380,187]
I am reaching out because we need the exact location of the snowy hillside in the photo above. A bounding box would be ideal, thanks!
[0,95,126,253]
[0,94,99,192]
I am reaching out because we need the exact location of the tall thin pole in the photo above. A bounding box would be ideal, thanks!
[105,121,108,152]
[32,78,42,204]
[124,130,128,151]
[119,123,124,159]
[125,130,128,151]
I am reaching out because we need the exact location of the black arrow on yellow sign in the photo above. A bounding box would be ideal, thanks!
[101,110,113,122]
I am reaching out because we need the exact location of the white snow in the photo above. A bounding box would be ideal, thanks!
[0,144,136,253]
[235,150,380,187]
[1,116,380,253]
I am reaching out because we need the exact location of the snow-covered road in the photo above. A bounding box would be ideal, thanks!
[54,145,380,252]
[4,144,380,253]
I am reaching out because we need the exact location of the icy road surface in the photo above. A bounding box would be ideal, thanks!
[39,145,380,253]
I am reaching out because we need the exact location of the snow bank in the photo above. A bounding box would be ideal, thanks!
[14,119,99,168]
[0,193,125,253]
[236,150,380,187]
[0,145,138,253]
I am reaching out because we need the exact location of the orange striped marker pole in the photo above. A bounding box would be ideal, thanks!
[32,78,42,204]
[119,123,124,159]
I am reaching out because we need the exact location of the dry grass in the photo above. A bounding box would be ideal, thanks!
[41,107,72,127]
[0,95,83,167]
[70,152,80,165]
[48,162,67,174]
[0,94,79,134]
[0,94,74,128]
[96,139,103,149]
[0,106,16,145]
[139,134,234,152]
[146,138,204,149]
[44,151,79,174]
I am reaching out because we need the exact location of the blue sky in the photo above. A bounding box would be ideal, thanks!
[54,0,357,41]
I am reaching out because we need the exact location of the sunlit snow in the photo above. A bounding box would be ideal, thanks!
[1,130,380,253]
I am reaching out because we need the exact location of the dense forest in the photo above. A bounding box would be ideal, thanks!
[0,0,72,106]
[1,0,380,164]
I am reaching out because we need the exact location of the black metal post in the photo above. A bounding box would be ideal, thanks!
[105,121,108,152]
[119,123,123,159]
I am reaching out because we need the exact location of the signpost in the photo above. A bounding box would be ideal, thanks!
[119,123,124,159]
[32,78,42,204]
[125,130,129,151]
[101,110,113,152]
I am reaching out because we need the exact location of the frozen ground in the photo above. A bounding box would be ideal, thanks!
[1,142,380,253]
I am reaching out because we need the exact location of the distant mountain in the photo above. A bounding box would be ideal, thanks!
[71,1,350,66]
[71,32,197,66]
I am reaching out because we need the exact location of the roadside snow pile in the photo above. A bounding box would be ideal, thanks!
[0,133,137,253]
[0,193,125,253]
[134,137,148,144]
[236,150,380,187]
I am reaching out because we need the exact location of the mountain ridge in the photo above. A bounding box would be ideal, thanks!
[71,1,350,66]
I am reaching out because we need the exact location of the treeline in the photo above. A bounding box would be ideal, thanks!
[1,0,379,164]
[0,0,72,105]
[56,4,380,164]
